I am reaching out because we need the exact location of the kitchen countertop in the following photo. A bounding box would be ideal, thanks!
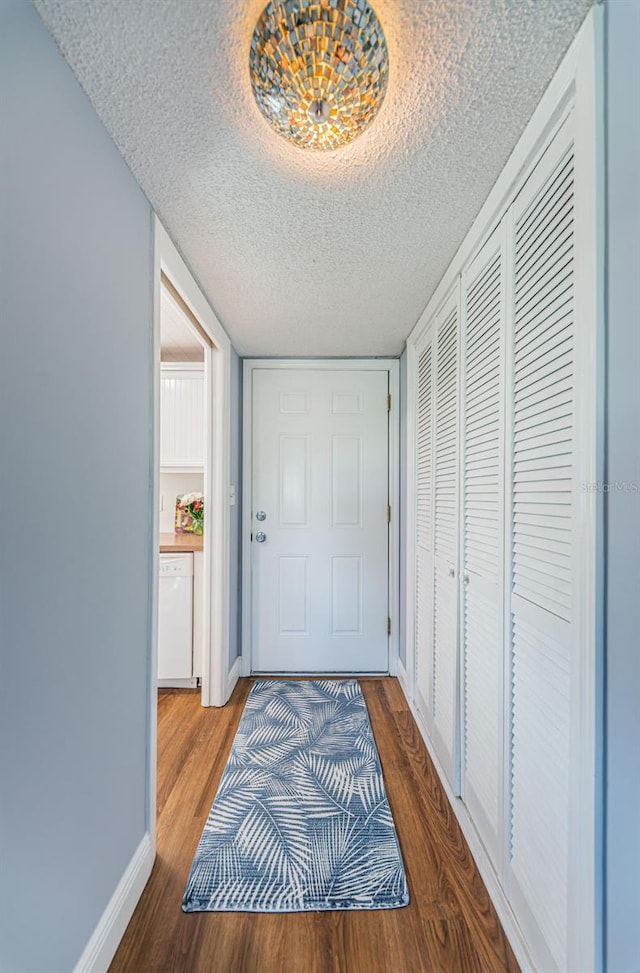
[159,532,204,553]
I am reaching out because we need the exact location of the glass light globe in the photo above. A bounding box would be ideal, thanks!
[249,1,389,151]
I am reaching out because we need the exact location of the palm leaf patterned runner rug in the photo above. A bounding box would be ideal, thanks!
[182,679,409,912]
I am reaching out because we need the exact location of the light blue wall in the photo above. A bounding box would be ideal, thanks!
[399,349,407,669]
[604,2,640,972]
[229,349,242,665]
[0,2,153,970]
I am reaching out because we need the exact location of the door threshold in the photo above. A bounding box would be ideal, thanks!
[250,671,390,678]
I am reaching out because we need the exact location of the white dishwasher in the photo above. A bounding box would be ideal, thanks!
[158,553,194,684]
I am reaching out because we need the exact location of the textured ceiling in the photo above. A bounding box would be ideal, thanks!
[33,0,594,356]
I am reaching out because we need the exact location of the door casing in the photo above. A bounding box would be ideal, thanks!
[242,358,400,677]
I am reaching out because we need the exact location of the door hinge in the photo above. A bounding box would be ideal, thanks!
[386,504,391,523]
[386,617,391,636]
[386,394,391,413]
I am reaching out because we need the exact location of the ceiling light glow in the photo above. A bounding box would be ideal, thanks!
[249,0,389,151]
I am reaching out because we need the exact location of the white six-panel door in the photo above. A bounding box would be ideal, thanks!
[250,368,390,673]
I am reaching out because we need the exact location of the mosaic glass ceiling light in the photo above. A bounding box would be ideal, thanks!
[249,0,389,151]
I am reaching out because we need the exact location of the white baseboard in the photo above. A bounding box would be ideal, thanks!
[73,831,154,973]
[395,657,410,698]
[157,678,197,689]
[396,682,537,973]
[225,655,242,701]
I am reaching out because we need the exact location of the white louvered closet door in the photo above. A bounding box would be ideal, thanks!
[414,335,435,729]
[431,290,460,790]
[460,224,506,873]
[506,116,576,973]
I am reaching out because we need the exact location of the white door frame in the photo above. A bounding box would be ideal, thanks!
[241,358,400,677]
[148,218,232,842]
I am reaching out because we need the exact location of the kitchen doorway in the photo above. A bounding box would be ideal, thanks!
[149,219,232,839]
[158,273,210,689]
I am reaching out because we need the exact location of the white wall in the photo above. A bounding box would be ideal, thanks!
[159,472,204,533]
[0,2,153,970]
[604,2,640,971]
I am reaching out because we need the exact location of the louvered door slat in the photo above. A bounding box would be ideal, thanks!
[467,260,501,309]
[515,217,573,294]
[515,350,573,395]
[514,532,570,559]
[516,322,572,374]
[466,395,500,422]
[466,358,501,388]
[515,341,573,388]
[515,296,572,353]
[508,125,575,972]
[517,542,570,569]
[515,183,573,266]
[514,438,572,466]
[516,310,572,360]
[516,288,573,347]
[466,455,500,473]
[466,432,500,453]
[515,375,573,415]
[516,263,572,316]
[460,228,505,872]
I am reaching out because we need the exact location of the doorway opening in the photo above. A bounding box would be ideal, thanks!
[158,273,210,692]
[149,218,232,845]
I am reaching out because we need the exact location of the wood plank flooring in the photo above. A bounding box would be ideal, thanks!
[110,678,520,973]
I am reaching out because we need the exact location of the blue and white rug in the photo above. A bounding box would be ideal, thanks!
[182,679,409,912]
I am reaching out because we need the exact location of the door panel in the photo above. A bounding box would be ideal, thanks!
[460,223,506,873]
[413,292,460,791]
[251,368,389,673]
[432,294,460,790]
[507,119,575,973]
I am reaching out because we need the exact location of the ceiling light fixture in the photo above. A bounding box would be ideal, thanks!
[249,1,389,151]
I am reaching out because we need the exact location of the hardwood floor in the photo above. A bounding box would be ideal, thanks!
[110,679,520,973]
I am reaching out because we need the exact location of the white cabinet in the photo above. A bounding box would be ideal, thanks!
[158,553,194,683]
[157,549,204,686]
[192,550,204,681]
[160,363,205,471]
